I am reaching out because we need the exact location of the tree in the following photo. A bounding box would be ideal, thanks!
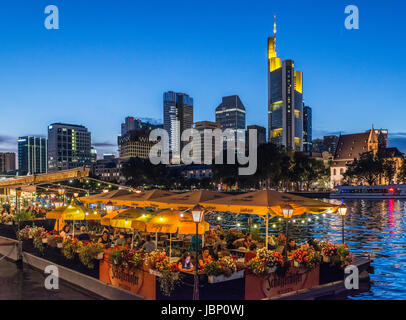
[343,152,382,186]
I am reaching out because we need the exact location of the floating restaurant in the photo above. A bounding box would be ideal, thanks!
[0,170,372,300]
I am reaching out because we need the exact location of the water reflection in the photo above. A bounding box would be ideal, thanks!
[206,199,406,300]
[0,259,101,300]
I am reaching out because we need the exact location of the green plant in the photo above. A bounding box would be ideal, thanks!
[78,243,104,269]
[204,260,222,276]
[62,239,81,260]
[14,210,34,223]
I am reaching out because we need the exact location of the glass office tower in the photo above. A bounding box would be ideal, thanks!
[268,18,304,151]
[18,136,48,176]
[303,106,312,152]
[163,91,194,161]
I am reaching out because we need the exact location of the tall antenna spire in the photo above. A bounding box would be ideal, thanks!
[273,14,277,38]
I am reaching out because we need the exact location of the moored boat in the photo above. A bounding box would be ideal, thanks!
[331,185,406,199]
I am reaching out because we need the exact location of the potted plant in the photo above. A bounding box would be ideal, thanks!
[321,242,337,263]
[78,242,105,269]
[291,245,321,270]
[62,238,81,260]
[256,248,284,273]
[17,226,31,241]
[207,256,243,283]
[276,233,286,253]
[336,243,353,268]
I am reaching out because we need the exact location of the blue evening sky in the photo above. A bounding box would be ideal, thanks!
[0,0,405,156]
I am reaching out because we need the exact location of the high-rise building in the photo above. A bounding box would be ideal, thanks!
[246,125,267,149]
[163,91,194,160]
[47,123,92,172]
[215,95,246,132]
[193,121,222,163]
[17,137,47,175]
[118,129,156,160]
[0,152,16,174]
[268,17,304,151]
[121,117,162,136]
[303,106,312,152]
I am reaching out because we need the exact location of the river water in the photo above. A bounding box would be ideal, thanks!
[0,259,102,300]
[206,199,406,300]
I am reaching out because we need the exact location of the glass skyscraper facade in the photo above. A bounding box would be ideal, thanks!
[303,106,312,152]
[215,95,246,131]
[268,20,304,151]
[17,136,47,176]
[163,91,194,161]
[47,123,92,172]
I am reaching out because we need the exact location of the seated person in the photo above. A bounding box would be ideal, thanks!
[141,235,157,253]
[213,234,227,255]
[217,250,231,260]
[97,231,111,248]
[115,232,126,247]
[287,239,298,252]
[199,246,213,269]
[125,236,133,249]
[244,243,257,264]
[178,252,195,272]
[59,225,71,240]
[77,226,91,242]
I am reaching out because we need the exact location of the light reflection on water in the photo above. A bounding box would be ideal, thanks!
[206,199,406,300]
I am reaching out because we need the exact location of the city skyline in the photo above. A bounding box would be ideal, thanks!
[1,0,406,156]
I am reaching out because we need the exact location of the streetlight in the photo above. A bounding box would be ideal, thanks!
[337,204,348,244]
[15,188,22,230]
[281,204,294,261]
[191,204,204,301]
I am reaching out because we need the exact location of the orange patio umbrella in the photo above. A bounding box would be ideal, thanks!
[110,208,153,230]
[78,189,133,205]
[147,190,230,210]
[112,189,175,208]
[201,190,338,247]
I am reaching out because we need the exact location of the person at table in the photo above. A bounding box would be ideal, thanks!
[125,235,133,249]
[282,239,298,257]
[213,234,227,256]
[178,252,195,272]
[60,225,71,240]
[233,234,253,249]
[141,235,157,253]
[77,226,91,242]
[199,246,213,269]
[115,232,126,247]
[98,231,111,248]
[188,234,202,252]
[244,243,257,264]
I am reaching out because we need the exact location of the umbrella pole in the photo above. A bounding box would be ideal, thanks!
[265,213,269,249]
[155,232,158,247]
[169,233,172,258]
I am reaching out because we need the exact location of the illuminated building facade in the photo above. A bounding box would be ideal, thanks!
[163,91,194,161]
[0,152,16,175]
[268,17,304,151]
[303,106,312,152]
[18,136,47,175]
[193,121,222,163]
[48,123,92,172]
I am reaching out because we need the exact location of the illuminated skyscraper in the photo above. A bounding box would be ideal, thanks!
[47,123,91,172]
[268,16,304,151]
[163,91,194,161]
[303,106,312,152]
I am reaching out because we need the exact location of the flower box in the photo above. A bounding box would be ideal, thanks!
[149,269,179,280]
[208,270,244,284]
[42,238,48,244]
[57,243,63,248]
[5,222,13,226]
[96,252,104,260]
[29,235,33,239]
[294,261,302,268]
